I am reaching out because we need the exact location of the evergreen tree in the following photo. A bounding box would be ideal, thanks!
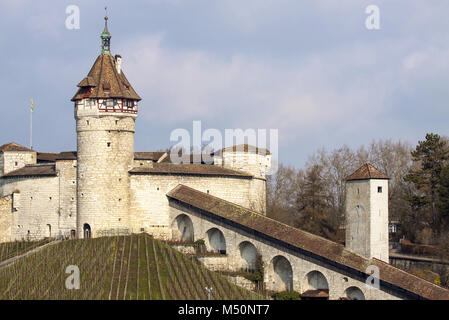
[404,133,449,231]
[438,165,449,229]
[294,165,336,240]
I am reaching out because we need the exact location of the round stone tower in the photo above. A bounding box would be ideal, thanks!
[71,15,141,238]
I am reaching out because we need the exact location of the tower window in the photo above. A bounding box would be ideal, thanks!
[107,142,111,147]
[378,186,382,193]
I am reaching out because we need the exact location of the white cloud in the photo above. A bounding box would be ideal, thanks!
[119,33,395,146]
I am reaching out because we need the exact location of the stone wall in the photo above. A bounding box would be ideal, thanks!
[0,175,70,240]
[168,200,404,300]
[130,174,266,238]
[56,160,77,236]
[0,195,13,243]
[0,159,77,241]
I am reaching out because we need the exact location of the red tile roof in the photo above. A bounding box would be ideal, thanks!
[130,163,252,178]
[1,164,56,178]
[301,289,329,299]
[0,142,34,153]
[212,144,271,156]
[71,54,141,101]
[134,152,167,162]
[345,163,389,181]
[37,152,77,162]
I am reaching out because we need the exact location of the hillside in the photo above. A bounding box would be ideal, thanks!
[0,234,264,300]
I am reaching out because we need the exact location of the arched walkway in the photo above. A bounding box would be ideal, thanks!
[345,286,365,300]
[239,241,258,271]
[206,228,226,254]
[269,255,293,292]
[83,223,91,239]
[173,214,194,242]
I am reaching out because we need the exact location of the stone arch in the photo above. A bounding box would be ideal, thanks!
[206,228,226,254]
[269,255,293,292]
[305,270,329,291]
[83,223,91,239]
[238,241,258,271]
[172,214,194,242]
[345,286,365,300]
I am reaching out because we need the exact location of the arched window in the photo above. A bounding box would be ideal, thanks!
[173,214,194,242]
[271,255,293,292]
[83,223,91,239]
[239,241,258,271]
[301,270,330,300]
[206,228,226,254]
[306,270,329,291]
[345,286,365,300]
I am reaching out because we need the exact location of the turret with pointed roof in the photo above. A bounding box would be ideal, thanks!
[345,163,390,262]
[73,13,138,239]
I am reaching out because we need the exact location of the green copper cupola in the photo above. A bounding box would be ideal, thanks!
[101,14,111,55]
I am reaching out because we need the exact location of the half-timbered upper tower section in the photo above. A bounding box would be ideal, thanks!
[71,16,141,119]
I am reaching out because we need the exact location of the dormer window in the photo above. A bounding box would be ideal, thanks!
[103,82,111,94]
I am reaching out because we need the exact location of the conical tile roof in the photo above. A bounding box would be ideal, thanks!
[345,163,389,181]
[71,54,141,101]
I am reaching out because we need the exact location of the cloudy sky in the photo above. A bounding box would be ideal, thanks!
[1,0,449,167]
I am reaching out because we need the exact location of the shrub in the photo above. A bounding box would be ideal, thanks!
[271,291,301,300]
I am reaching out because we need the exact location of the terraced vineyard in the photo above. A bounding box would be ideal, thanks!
[0,239,52,263]
[0,234,264,300]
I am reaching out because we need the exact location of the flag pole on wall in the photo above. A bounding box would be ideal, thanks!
[30,98,33,150]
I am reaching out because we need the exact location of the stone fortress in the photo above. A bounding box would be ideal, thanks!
[0,16,448,300]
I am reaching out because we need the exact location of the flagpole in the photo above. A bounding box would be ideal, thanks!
[30,99,33,150]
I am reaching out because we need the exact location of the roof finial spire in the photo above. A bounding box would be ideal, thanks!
[101,6,111,55]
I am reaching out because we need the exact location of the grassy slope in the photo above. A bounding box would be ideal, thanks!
[0,234,263,300]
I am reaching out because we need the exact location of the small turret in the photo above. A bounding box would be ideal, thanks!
[213,144,271,214]
[0,143,36,177]
[212,144,271,179]
[101,8,111,55]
